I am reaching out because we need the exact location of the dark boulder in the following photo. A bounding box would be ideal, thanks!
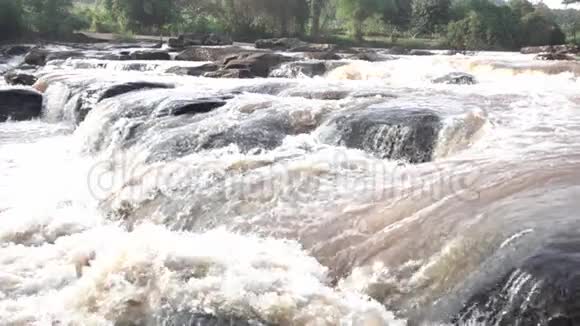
[304,52,341,60]
[202,112,316,152]
[154,96,230,117]
[432,72,477,85]
[46,51,85,62]
[204,69,254,79]
[269,62,327,78]
[535,52,574,61]
[4,69,37,86]
[74,82,174,124]
[409,49,434,56]
[175,46,256,62]
[290,43,337,53]
[24,48,48,66]
[175,33,233,47]
[521,44,579,55]
[347,52,394,62]
[165,63,219,76]
[202,33,233,46]
[129,50,170,61]
[318,107,442,163]
[99,82,174,102]
[456,235,580,326]
[224,53,293,77]
[385,47,409,55]
[3,45,32,56]
[168,37,183,49]
[255,38,307,50]
[0,88,43,122]
[25,49,85,66]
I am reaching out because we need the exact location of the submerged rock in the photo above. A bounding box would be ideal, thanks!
[224,53,294,78]
[72,82,174,124]
[165,63,219,76]
[409,49,435,56]
[204,69,254,79]
[456,235,580,326]
[534,52,574,61]
[255,37,307,50]
[154,97,229,117]
[304,51,341,60]
[347,51,393,62]
[0,88,43,122]
[24,49,85,66]
[202,111,317,153]
[432,72,477,85]
[318,107,442,163]
[24,48,48,66]
[269,62,327,78]
[129,50,171,61]
[2,45,32,56]
[170,33,233,48]
[99,82,173,102]
[175,46,256,62]
[4,67,38,86]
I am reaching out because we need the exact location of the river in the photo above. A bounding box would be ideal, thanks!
[0,48,579,326]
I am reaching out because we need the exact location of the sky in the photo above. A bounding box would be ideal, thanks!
[539,0,580,9]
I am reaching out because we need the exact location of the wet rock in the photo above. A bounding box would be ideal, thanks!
[0,88,43,122]
[165,63,219,76]
[224,53,294,78]
[159,312,268,326]
[456,235,580,326]
[204,69,254,79]
[521,44,579,55]
[175,46,256,62]
[269,62,327,78]
[535,52,574,61]
[46,51,85,62]
[154,97,230,117]
[304,52,341,60]
[129,50,170,61]
[168,37,183,49]
[318,107,442,163]
[347,52,393,62]
[99,82,174,102]
[202,112,316,152]
[255,37,307,50]
[290,43,337,52]
[24,48,48,66]
[172,33,233,47]
[385,46,409,55]
[432,72,477,85]
[4,69,37,86]
[74,82,174,124]
[409,49,434,56]
[2,45,32,56]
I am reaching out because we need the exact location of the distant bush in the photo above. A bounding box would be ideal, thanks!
[0,0,24,40]
[520,12,566,46]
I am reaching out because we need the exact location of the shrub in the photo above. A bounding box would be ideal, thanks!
[0,0,24,40]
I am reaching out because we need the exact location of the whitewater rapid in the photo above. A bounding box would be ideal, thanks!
[1,50,580,325]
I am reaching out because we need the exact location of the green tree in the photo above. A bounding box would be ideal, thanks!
[337,0,393,40]
[0,0,24,40]
[104,0,176,33]
[508,0,534,19]
[520,11,566,46]
[411,0,451,36]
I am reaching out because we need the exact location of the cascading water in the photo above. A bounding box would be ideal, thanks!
[1,47,580,326]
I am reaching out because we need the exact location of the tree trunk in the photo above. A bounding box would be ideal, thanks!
[310,0,321,38]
